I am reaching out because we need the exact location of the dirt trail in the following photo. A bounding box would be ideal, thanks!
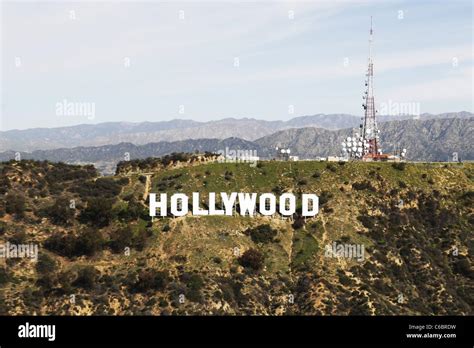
[142,173,153,201]
[318,215,329,267]
[287,225,295,282]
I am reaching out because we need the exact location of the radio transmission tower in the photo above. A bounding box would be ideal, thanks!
[341,17,402,161]
[361,16,381,158]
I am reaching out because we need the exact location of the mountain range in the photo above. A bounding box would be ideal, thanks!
[1,112,472,152]
[1,116,472,174]
[257,117,473,162]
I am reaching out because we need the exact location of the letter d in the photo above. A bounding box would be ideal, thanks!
[302,194,318,216]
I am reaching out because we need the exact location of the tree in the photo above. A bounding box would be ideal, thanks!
[74,228,105,257]
[181,272,204,302]
[0,268,9,286]
[46,197,75,226]
[5,193,26,218]
[35,253,59,290]
[130,269,169,293]
[44,228,104,258]
[238,248,265,271]
[117,196,146,221]
[79,198,114,227]
[109,226,133,253]
[245,224,277,244]
[72,266,99,290]
[36,253,57,275]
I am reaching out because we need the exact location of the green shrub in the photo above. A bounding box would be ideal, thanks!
[45,197,75,226]
[326,163,337,172]
[117,197,146,221]
[5,193,26,218]
[8,227,27,244]
[319,191,334,206]
[244,224,277,244]
[131,269,170,293]
[79,198,115,227]
[358,214,375,229]
[292,216,305,230]
[392,162,406,171]
[36,253,57,275]
[454,258,473,278]
[297,179,308,186]
[0,268,10,285]
[71,177,125,199]
[224,171,233,181]
[0,222,6,235]
[108,226,133,253]
[272,186,283,195]
[74,228,105,256]
[133,226,149,251]
[398,180,407,189]
[181,272,204,302]
[238,248,264,271]
[45,229,105,258]
[352,181,376,191]
[72,266,99,290]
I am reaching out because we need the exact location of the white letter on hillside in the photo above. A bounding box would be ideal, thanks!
[171,193,188,217]
[238,193,257,216]
[279,193,296,216]
[192,192,209,215]
[259,193,276,216]
[221,192,237,216]
[302,194,319,216]
[149,193,167,217]
[209,192,224,215]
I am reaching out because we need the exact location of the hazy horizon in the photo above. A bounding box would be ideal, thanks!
[1,110,472,133]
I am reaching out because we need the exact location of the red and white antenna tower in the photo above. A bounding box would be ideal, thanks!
[341,17,389,161]
[361,16,381,158]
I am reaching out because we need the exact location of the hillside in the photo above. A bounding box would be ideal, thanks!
[0,159,472,315]
[1,112,471,152]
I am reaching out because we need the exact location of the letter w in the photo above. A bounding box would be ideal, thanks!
[237,193,257,216]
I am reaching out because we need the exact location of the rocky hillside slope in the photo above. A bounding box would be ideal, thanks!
[0,159,472,315]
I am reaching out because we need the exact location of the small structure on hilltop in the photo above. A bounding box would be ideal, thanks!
[274,146,299,161]
[275,146,291,161]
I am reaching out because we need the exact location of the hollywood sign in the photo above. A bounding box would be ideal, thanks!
[149,192,318,217]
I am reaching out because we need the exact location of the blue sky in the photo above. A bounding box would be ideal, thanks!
[1,0,473,130]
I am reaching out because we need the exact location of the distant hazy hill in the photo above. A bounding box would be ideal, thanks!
[256,117,474,162]
[0,138,269,174]
[1,118,472,173]
[1,112,471,152]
